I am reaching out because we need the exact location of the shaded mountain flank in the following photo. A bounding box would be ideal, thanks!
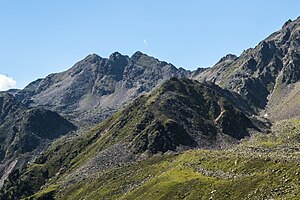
[0,92,76,188]
[0,78,264,200]
[195,17,300,120]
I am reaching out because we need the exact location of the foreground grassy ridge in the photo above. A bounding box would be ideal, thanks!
[31,119,295,200]
[21,119,300,200]
[13,120,300,199]
[47,148,300,200]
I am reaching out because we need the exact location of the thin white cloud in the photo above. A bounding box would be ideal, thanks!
[143,39,148,45]
[0,74,16,91]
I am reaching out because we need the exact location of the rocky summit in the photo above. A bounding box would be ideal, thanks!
[0,17,300,200]
[15,51,188,128]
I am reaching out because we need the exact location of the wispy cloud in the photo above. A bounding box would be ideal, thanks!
[0,74,16,91]
[143,39,148,45]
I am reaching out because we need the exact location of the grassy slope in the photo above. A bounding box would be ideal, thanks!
[28,119,300,200]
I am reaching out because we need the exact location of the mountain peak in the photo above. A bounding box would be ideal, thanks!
[109,51,123,59]
[280,17,300,30]
[132,51,144,57]
[108,52,129,63]
[83,53,102,63]
[216,54,238,64]
[282,19,292,28]
[130,51,146,61]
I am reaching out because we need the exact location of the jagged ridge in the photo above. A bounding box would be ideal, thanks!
[196,17,300,120]
[15,52,189,128]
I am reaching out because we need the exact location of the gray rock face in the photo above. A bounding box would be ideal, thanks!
[16,51,187,127]
[195,17,300,120]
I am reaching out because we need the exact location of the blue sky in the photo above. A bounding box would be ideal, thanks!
[0,0,300,89]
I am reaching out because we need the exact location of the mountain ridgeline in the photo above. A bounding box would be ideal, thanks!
[15,52,189,127]
[13,17,300,126]
[0,17,300,199]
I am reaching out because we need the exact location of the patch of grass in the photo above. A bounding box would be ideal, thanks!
[56,154,178,200]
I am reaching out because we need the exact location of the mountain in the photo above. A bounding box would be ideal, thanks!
[0,92,76,188]
[15,52,188,128]
[1,17,300,200]
[91,77,260,154]
[18,16,300,129]
[0,78,264,199]
[195,17,300,120]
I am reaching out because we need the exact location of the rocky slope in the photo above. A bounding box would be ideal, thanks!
[195,17,300,120]
[52,119,300,200]
[95,77,259,153]
[0,78,264,199]
[0,92,76,188]
[54,119,300,200]
[15,52,189,128]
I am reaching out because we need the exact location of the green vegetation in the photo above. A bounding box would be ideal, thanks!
[13,119,299,200]
[57,119,300,199]
[53,136,300,200]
